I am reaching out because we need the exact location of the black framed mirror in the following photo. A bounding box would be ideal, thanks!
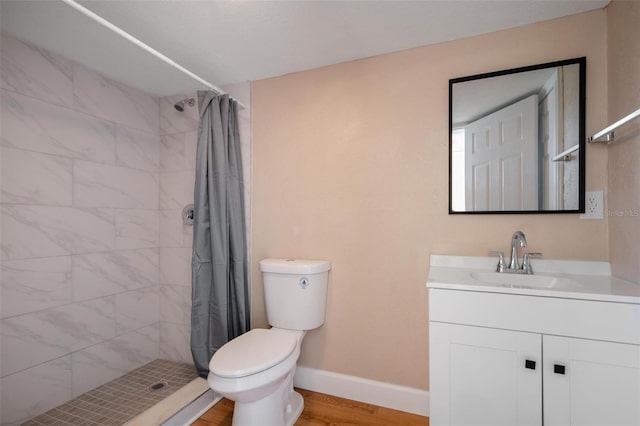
[449,57,585,214]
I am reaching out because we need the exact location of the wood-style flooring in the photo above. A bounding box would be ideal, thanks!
[192,388,429,425]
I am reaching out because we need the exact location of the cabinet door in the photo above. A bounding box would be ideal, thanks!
[544,335,640,426]
[430,322,542,426]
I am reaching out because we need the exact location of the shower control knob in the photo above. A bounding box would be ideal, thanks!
[182,204,195,225]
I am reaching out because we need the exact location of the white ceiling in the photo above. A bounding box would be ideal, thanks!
[0,0,609,97]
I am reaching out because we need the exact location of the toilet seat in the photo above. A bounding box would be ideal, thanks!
[210,329,297,378]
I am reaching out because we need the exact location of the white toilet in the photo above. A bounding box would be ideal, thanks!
[207,258,330,426]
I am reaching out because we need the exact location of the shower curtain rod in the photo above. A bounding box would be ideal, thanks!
[60,0,247,110]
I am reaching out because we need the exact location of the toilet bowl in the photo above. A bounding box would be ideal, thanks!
[207,258,330,426]
[208,328,305,426]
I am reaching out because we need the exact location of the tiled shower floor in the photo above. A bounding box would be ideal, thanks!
[23,359,199,426]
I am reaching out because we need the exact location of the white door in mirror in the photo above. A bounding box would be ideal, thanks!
[464,95,538,211]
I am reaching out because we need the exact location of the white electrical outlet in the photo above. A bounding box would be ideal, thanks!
[580,191,603,219]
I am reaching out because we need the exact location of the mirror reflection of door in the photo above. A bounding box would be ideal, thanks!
[539,70,563,210]
[449,57,585,214]
[464,95,538,211]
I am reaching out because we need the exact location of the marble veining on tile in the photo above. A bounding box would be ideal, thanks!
[0,89,117,164]
[1,297,116,377]
[0,356,72,426]
[73,64,160,134]
[115,288,160,334]
[116,209,160,249]
[0,146,73,205]
[160,171,195,210]
[72,249,159,301]
[74,160,159,209]
[159,247,192,286]
[159,209,186,248]
[184,129,199,170]
[0,35,74,109]
[160,132,187,171]
[0,205,116,260]
[71,324,160,397]
[159,322,192,364]
[1,256,72,319]
[160,285,191,325]
[116,126,161,172]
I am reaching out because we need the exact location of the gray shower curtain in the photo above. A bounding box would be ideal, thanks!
[191,91,249,377]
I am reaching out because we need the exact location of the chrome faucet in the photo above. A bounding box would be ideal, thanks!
[509,231,527,270]
[489,231,542,274]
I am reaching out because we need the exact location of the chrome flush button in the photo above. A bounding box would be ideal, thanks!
[299,277,309,289]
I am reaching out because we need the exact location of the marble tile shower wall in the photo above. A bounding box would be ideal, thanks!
[157,94,199,365]
[0,34,252,425]
[0,35,163,425]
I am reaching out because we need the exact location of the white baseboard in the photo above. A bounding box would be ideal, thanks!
[293,366,429,417]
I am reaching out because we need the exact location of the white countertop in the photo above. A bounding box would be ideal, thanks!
[427,255,640,304]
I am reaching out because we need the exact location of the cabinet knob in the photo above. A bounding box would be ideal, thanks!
[554,364,566,375]
[525,359,536,370]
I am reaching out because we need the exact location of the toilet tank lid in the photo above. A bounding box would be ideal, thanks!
[260,259,331,274]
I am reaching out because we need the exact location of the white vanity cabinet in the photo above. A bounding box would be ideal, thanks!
[543,335,640,426]
[427,257,640,426]
[430,322,542,426]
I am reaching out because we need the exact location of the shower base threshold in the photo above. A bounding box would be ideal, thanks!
[128,378,220,426]
[23,359,204,426]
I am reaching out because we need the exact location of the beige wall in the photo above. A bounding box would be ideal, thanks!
[607,0,640,284]
[251,10,609,390]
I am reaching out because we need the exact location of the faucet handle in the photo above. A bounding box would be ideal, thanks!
[489,251,507,272]
[522,252,543,274]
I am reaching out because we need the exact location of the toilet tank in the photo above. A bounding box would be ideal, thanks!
[260,259,330,330]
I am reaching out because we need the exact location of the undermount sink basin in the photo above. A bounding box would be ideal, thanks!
[470,271,580,289]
